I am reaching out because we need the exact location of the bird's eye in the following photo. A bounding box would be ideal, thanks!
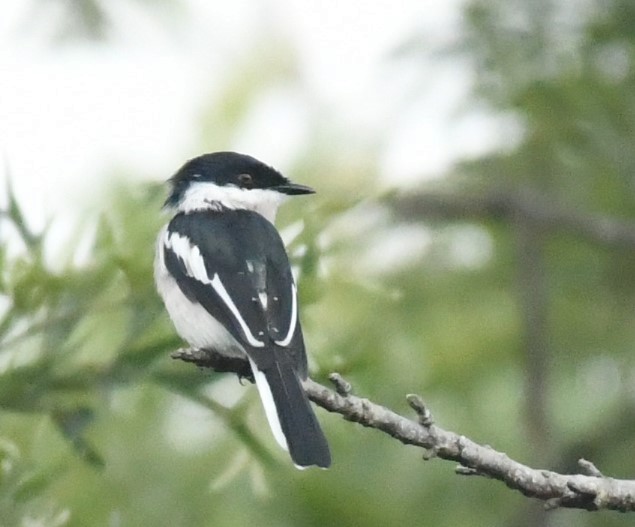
[237,173,254,188]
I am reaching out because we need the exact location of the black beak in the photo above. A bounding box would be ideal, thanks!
[276,181,315,195]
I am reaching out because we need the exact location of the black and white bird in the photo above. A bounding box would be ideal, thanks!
[154,151,331,468]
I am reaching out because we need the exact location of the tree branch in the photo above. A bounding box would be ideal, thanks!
[172,348,635,513]
[392,188,635,250]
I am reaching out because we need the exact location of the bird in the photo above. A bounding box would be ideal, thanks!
[154,151,331,468]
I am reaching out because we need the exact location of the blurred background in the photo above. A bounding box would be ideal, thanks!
[1,0,635,526]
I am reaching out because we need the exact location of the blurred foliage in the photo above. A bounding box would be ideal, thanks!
[25,0,179,42]
[2,0,635,526]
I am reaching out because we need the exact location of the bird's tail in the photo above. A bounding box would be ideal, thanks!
[248,355,331,469]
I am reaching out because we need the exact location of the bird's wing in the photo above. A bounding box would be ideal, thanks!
[160,209,330,467]
[160,209,307,374]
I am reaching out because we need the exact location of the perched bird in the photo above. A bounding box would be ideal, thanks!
[154,151,331,468]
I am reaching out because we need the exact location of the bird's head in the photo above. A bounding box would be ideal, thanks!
[164,152,314,222]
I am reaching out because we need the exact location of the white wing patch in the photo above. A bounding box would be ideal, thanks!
[258,292,268,310]
[245,259,268,310]
[274,283,297,347]
[165,231,265,348]
[209,274,265,348]
[166,232,209,283]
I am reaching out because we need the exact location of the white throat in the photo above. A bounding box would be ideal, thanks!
[176,181,286,223]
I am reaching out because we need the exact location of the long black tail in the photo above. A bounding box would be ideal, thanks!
[249,355,331,468]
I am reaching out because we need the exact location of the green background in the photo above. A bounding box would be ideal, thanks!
[1,1,635,526]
